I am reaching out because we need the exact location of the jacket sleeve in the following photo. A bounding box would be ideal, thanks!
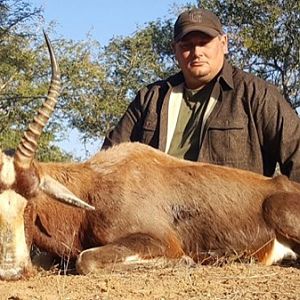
[101,87,148,149]
[254,83,300,182]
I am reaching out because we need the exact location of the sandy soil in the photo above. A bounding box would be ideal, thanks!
[0,260,299,300]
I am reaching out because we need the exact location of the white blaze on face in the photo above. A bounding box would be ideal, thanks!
[0,155,16,186]
[0,190,31,279]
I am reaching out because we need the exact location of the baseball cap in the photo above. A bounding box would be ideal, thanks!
[174,8,223,42]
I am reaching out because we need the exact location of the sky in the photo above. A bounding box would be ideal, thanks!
[28,0,191,159]
[31,0,190,46]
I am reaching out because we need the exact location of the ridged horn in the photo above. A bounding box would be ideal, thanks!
[15,32,61,169]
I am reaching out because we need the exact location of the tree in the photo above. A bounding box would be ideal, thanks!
[2,0,298,158]
[0,1,119,159]
[197,0,300,108]
[60,22,178,140]
[0,0,41,40]
[67,0,299,143]
[0,0,72,161]
[60,19,181,141]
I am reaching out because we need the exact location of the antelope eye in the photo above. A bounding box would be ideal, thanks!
[14,168,40,199]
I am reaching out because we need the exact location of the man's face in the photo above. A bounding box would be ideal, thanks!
[173,31,228,89]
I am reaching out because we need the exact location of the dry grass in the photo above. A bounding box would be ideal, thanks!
[0,259,299,300]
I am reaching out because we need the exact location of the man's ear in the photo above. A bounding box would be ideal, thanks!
[171,41,179,64]
[221,34,228,55]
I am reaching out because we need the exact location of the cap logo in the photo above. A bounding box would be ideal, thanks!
[189,11,202,23]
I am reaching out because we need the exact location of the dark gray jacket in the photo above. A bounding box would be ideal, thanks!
[103,60,300,182]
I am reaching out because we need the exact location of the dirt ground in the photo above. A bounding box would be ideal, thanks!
[0,259,299,300]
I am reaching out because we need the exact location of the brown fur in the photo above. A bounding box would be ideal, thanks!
[21,142,300,273]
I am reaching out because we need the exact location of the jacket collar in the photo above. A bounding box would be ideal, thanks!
[218,59,234,90]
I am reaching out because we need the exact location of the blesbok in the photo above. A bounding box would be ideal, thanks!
[0,34,300,281]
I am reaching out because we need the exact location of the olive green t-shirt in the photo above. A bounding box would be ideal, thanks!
[168,83,214,161]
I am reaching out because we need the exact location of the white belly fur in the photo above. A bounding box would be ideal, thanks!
[265,238,297,265]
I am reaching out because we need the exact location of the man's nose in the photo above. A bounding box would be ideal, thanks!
[193,45,203,57]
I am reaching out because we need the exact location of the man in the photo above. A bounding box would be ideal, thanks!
[102,8,300,182]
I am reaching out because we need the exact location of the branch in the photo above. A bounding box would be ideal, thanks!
[0,72,17,92]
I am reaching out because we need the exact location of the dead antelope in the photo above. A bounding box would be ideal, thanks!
[0,34,300,281]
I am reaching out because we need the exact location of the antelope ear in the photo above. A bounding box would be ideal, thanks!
[39,175,95,210]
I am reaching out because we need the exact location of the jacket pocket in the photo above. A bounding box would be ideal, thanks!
[141,113,157,144]
[208,119,247,165]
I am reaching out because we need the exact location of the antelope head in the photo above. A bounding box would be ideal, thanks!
[0,33,94,280]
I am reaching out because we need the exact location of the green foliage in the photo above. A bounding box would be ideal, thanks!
[74,0,299,139]
[60,22,178,139]
[0,0,299,160]
[0,0,41,39]
[0,0,71,161]
[197,0,300,107]
[57,38,116,138]
[0,129,72,162]
[34,132,73,162]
